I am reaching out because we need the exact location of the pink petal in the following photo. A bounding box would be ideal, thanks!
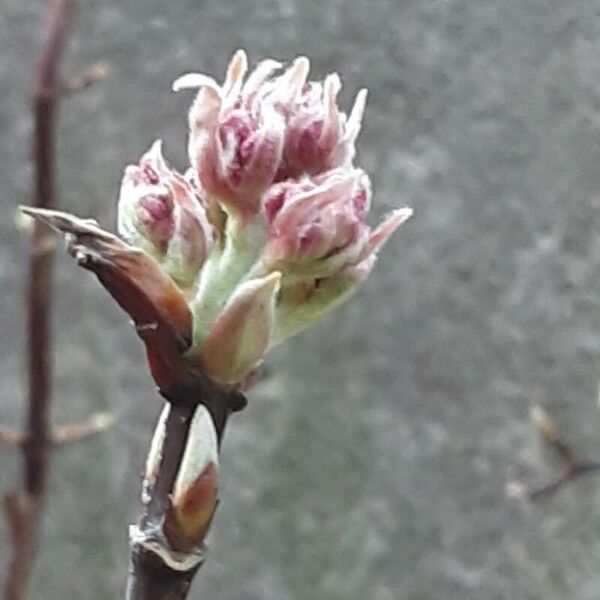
[364,207,413,257]
[274,56,310,107]
[221,49,248,102]
[274,170,361,231]
[188,85,221,132]
[232,108,285,214]
[244,58,282,96]
[318,73,342,152]
[172,73,222,94]
[344,88,368,144]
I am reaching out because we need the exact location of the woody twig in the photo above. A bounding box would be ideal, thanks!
[2,2,108,599]
[508,405,600,502]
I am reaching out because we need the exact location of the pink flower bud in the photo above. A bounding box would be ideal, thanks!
[173,52,368,218]
[262,168,381,276]
[269,204,412,345]
[174,51,286,219]
[272,61,368,180]
[118,141,215,288]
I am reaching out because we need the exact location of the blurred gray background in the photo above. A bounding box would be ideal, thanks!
[3,0,600,598]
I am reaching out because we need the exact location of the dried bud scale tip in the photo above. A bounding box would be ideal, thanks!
[530,404,557,443]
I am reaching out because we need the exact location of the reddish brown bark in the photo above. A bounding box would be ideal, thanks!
[2,3,76,599]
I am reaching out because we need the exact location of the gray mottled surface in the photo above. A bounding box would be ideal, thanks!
[2,0,600,598]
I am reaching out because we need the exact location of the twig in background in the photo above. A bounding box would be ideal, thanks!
[1,2,109,599]
[507,405,600,501]
[0,412,114,448]
[61,61,109,95]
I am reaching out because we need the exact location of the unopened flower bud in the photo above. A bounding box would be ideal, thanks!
[262,169,369,277]
[174,51,286,219]
[164,405,219,551]
[196,271,281,384]
[273,62,368,180]
[118,140,215,288]
[262,180,412,345]
[174,51,368,218]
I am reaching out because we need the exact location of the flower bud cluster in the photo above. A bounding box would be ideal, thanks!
[118,50,411,385]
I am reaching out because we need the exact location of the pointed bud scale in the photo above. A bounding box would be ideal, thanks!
[164,405,219,551]
[361,207,413,259]
[197,272,281,384]
[18,207,194,395]
[118,141,215,288]
[271,272,360,347]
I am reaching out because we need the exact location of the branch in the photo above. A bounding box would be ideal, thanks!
[61,61,109,95]
[0,412,114,448]
[507,405,600,501]
[51,411,115,445]
[23,206,247,599]
[0,431,25,447]
[2,2,110,598]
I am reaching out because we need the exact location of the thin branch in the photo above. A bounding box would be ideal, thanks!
[3,2,75,598]
[51,411,115,445]
[2,493,40,595]
[0,432,25,447]
[126,380,241,600]
[1,413,114,451]
[61,61,109,95]
[507,405,600,501]
[1,413,114,449]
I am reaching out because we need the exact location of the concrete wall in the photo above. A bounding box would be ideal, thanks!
[2,0,600,598]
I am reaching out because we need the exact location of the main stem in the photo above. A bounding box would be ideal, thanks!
[125,377,240,600]
[126,548,200,600]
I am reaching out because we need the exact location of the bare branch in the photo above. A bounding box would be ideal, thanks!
[2,2,109,598]
[61,61,109,95]
[0,431,25,447]
[508,404,600,502]
[1,413,114,451]
[3,493,42,600]
[51,412,115,445]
